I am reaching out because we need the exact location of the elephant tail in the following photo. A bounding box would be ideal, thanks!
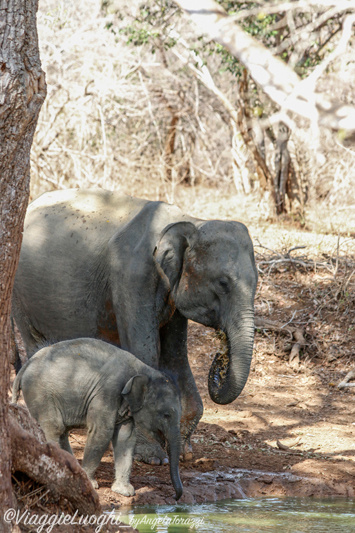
[12,370,22,403]
[11,360,31,403]
[10,317,23,374]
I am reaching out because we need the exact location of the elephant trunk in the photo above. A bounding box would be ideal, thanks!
[167,432,183,500]
[208,309,255,405]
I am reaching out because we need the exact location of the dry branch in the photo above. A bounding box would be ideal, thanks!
[171,40,262,193]
[276,440,292,452]
[254,243,355,276]
[289,328,307,366]
[174,0,355,132]
[338,369,355,388]
[255,244,310,273]
[255,317,306,365]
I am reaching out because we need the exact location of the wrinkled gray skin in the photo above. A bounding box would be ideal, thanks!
[12,338,183,499]
[12,189,258,464]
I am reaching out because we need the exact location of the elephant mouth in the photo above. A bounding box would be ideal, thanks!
[208,330,230,399]
[154,429,166,449]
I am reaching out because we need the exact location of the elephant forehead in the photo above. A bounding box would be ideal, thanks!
[197,219,251,240]
[190,239,243,267]
[184,241,256,289]
[151,379,180,400]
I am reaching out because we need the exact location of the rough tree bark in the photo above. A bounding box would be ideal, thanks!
[9,405,101,516]
[0,1,102,530]
[0,0,46,529]
[164,104,179,183]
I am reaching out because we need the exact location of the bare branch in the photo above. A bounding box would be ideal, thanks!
[173,0,355,131]
[338,369,355,388]
[231,1,355,21]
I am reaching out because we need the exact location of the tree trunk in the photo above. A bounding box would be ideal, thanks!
[274,122,291,214]
[0,0,46,529]
[0,2,105,530]
[0,3,124,528]
[236,70,272,192]
[164,110,179,182]
[274,122,303,215]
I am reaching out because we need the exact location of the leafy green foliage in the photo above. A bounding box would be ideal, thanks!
[212,1,343,79]
[105,1,343,83]
[109,1,179,53]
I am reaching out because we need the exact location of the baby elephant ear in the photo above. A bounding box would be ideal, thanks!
[154,221,198,290]
[122,374,150,413]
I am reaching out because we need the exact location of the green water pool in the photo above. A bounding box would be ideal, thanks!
[116,498,355,532]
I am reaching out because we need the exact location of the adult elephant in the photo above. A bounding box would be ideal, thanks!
[12,189,258,464]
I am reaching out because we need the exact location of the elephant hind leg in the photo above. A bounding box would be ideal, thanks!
[82,422,113,488]
[59,431,73,454]
[40,420,66,448]
[12,307,47,358]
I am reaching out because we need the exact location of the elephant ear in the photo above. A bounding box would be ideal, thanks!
[154,222,198,290]
[122,374,150,414]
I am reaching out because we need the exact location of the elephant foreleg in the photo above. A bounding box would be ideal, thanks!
[111,420,136,496]
[82,422,113,489]
[159,310,203,460]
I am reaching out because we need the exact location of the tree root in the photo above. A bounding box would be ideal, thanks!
[9,404,101,517]
[255,316,306,365]
[8,405,136,532]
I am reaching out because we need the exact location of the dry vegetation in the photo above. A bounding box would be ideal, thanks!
[32,0,355,218]
[32,0,234,201]
[8,0,355,520]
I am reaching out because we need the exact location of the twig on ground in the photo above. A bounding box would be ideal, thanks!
[289,328,306,366]
[276,440,294,452]
[255,317,306,365]
[255,243,355,276]
[338,369,355,388]
[280,310,297,329]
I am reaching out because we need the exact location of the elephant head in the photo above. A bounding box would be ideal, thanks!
[154,219,258,405]
[122,373,183,500]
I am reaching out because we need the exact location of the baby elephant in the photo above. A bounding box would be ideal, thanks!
[12,338,183,499]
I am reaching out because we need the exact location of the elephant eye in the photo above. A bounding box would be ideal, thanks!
[163,413,171,420]
[217,278,230,293]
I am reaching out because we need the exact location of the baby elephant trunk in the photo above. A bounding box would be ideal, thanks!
[167,431,183,500]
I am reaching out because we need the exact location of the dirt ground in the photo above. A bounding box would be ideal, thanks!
[11,188,355,511]
[71,257,355,509]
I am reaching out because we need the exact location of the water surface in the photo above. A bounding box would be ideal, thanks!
[118,498,355,532]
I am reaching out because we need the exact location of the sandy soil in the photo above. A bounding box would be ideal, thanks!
[84,321,355,508]
[87,193,355,509]
[12,188,355,510]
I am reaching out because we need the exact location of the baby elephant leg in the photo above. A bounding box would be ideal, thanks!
[39,416,66,450]
[82,423,113,489]
[59,431,73,455]
[111,420,136,496]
